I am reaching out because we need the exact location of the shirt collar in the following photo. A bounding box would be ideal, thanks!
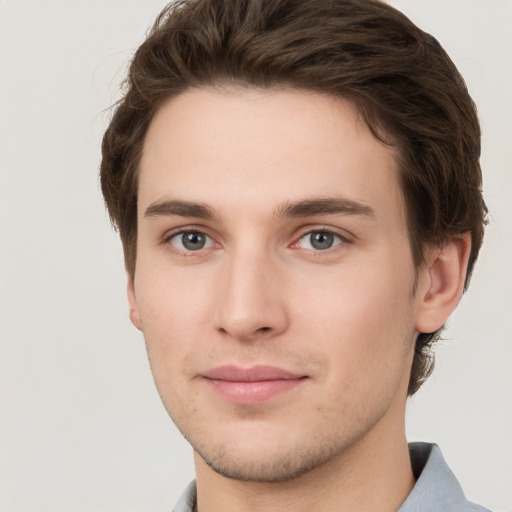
[399,442,489,512]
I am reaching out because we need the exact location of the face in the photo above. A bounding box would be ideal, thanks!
[130,87,425,482]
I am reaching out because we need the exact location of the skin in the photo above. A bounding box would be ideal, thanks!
[128,87,470,512]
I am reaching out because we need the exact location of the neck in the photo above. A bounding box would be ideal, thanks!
[193,414,415,512]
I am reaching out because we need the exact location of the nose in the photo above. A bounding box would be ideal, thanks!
[214,249,289,342]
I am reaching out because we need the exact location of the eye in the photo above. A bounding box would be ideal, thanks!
[296,230,344,251]
[169,231,214,252]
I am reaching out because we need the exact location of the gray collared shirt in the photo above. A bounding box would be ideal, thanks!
[172,443,491,512]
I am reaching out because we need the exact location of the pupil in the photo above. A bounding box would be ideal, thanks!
[182,232,205,250]
[311,232,333,250]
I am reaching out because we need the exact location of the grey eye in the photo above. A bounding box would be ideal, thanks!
[171,231,213,251]
[310,232,334,250]
[298,231,342,251]
[182,232,205,250]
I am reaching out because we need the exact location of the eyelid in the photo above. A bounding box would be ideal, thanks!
[291,226,353,247]
[161,226,220,255]
[297,232,342,251]
[159,224,352,255]
[161,224,215,242]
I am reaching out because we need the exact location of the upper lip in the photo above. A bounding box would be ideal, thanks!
[202,365,304,382]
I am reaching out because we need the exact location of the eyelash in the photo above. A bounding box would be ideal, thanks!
[292,229,348,252]
[162,226,351,256]
[163,229,217,256]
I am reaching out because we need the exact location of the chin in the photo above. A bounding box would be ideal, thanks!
[189,427,361,483]
[197,446,333,482]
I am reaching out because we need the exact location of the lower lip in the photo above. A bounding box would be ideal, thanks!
[205,378,304,404]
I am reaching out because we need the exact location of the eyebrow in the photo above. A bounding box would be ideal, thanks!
[275,197,376,220]
[144,199,217,220]
[143,197,375,221]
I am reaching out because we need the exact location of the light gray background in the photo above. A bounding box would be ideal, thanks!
[0,1,510,511]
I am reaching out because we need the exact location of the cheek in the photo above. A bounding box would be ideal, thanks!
[134,266,214,376]
[295,260,415,377]
[134,277,205,418]
[295,275,414,421]
[137,257,213,327]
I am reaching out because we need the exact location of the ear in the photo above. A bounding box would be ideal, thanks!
[414,233,472,334]
[127,277,143,331]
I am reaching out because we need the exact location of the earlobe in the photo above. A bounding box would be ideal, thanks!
[127,278,143,331]
[415,233,472,334]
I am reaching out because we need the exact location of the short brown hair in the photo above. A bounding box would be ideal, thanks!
[100,0,487,395]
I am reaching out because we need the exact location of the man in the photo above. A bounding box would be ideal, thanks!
[100,0,489,510]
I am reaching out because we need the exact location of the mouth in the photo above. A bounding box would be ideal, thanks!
[201,365,308,404]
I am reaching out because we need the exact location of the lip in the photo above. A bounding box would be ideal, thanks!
[202,365,307,404]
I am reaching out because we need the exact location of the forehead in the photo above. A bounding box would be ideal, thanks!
[138,87,404,223]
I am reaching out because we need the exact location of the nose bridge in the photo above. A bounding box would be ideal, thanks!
[215,241,287,341]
